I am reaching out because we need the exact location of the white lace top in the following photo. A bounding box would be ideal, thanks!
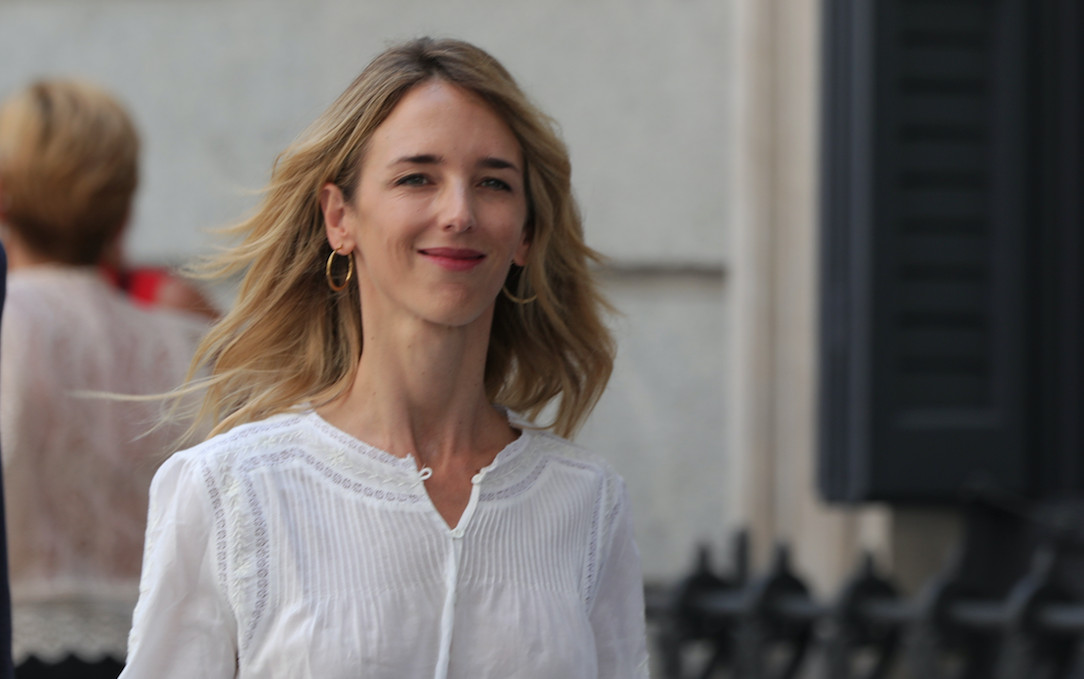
[0,266,209,663]
[119,410,649,679]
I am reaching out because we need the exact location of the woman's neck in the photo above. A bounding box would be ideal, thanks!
[318,311,513,472]
[1,229,58,271]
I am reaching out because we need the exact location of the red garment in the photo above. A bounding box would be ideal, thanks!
[101,266,170,307]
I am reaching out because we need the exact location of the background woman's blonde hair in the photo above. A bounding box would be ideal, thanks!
[189,36,615,440]
[0,79,139,265]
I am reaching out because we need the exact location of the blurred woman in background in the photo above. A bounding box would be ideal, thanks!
[0,79,208,679]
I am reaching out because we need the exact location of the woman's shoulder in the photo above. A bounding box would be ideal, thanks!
[5,265,208,348]
[523,427,626,488]
[519,429,632,532]
[164,410,315,475]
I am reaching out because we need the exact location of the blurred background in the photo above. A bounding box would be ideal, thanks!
[0,0,730,582]
[2,0,1081,677]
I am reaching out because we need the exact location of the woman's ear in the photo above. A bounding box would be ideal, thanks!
[320,182,355,252]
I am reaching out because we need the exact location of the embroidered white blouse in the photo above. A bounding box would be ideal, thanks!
[120,410,649,678]
[0,266,209,663]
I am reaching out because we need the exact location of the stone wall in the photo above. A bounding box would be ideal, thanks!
[0,0,731,579]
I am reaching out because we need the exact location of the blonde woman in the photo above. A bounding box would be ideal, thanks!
[0,80,208,678]
[120,37,648,678]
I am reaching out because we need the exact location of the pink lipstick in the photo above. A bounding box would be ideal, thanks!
[419,247,485,271]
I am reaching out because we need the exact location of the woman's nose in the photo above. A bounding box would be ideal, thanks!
[441,183,475,233]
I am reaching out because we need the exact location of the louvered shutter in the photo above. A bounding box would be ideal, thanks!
[818,0,1080,502]
[1030,0,1084,495]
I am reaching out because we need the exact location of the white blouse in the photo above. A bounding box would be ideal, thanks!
[120,410,649,678]
[0,266,209,663]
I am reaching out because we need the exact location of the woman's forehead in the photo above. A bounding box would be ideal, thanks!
[363,80,522,167]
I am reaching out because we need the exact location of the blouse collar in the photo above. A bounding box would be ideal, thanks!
[302,408,536,488]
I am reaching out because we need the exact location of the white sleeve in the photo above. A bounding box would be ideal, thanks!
[589,478,651,678]
[119,453,238,678]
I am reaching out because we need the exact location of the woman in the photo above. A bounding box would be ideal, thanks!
[120,37,648,678]
[0,79,209,678]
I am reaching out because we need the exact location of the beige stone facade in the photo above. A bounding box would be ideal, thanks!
[0,0,954,593]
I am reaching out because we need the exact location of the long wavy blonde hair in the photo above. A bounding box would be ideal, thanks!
[188,37,615,440]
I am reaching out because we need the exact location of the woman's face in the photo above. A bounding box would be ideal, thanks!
[323,79,530,332]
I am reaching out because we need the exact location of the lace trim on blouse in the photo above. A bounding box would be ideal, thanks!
[12,602,132,663]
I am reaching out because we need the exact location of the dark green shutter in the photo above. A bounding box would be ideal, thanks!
[818,0,1081,503]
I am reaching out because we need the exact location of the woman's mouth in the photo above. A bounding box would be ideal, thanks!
[418,247,486,271]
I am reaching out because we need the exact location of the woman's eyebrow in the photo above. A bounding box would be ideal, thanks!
[479,156,520,172]
[392,153,442,166]
[392,154,522,173]
[389,154,520,172]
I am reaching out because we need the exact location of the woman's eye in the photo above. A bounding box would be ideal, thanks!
[395,174,429,186]
[480,177,512,192]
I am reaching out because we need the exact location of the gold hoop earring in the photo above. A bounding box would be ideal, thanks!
[501,266,537,305]
[325,247,354,292]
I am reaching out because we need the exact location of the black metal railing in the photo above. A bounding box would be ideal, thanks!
[647,500,1084,679]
